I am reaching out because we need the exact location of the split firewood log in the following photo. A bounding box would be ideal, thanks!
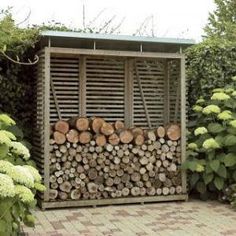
[119,130,133,144]
[156,126,165,138]
[53,131,66,145]
[54,120,69,134]
[108,133,120,145]
[166,124,181,141]
[79,131,92,144]
[69,117,89,131]
[114,120,125,130]
[66,129,79,143]
[100,122,114,136]
[90,117,105,133]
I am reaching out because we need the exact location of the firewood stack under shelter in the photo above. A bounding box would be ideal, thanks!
[33,31,193,209]
[49,117,183,201]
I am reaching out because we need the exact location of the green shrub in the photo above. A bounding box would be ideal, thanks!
[221,184,236,207]
[183,76,236,199]
[0,114,45,236]
[186,39,236,110]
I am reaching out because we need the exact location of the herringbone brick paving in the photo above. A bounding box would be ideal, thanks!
[22,200,236,236]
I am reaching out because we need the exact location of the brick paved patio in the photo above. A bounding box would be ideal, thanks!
[22,200,236,236]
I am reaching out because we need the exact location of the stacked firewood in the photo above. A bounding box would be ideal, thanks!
[49,117,182,201]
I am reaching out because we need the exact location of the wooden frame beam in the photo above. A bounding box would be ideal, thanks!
[48,47,184,59]
[43,47,50,201]
[180,56,187,194]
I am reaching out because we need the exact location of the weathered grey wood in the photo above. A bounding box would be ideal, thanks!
[49,47,184,59]
[163,59,170,125]
[124,59,134,127]
[79,56,86,116]
[50,77,62,120]
[44,47,51,201]
[40,194,187,209]
[134,60,152,129]
[180,56,187,194]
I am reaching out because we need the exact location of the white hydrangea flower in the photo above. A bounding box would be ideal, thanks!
[15,185,34,204]
[24,165,42,182]
[0,130,11,145]
[0,160,14,174]
[0,130,16,140]
[0,114,16,126]
[10,141,30,160]
[0,173,15,198]
[8,165,34,188]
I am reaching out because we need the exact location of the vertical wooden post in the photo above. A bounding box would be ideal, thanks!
[124,59,134,127]
[79,56,87,116]
[44,47,50,201]
[180,56,187,195]
[163,59,169,126]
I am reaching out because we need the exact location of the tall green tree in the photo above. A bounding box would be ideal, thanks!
[204,0,236,40]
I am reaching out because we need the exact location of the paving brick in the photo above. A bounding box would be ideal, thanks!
[21,200,236,236]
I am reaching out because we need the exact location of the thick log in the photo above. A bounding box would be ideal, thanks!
[66,129,79,143]
[90,117,105,133]
[119,130,133,144]
[53,131,66,145]
[76,117,89,131]
[131,127,144,136]
[54,120,69,134]
[108,133,120,145]
[114,120,125,130]
[133,134,144,146]
[95,134,107,146]
[79,131,92,144]
[100,122,114,136]
[166,124,181,141]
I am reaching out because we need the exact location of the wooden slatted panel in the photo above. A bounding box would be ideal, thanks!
[50,57,80,124]
[133,59,165,128]
[86,57,125,122]
[32,52,46,199]
[169,59,181,123]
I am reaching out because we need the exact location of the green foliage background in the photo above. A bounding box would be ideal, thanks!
[186,39,236,110]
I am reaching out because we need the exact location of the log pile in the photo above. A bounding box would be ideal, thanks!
[49,117,182,201]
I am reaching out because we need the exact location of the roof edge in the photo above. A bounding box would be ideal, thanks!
[41,30,195,45]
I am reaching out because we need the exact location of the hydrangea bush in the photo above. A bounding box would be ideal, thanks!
[183,76,236,203]
[0,114,45,235]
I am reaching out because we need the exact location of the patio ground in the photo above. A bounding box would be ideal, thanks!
[22,199,236,236]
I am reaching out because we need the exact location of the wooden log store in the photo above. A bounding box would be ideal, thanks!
[34,31,194,209]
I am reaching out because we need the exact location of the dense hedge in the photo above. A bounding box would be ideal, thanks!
[186,39,236,110]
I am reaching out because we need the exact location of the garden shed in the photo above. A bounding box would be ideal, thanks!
[34,30,194,209]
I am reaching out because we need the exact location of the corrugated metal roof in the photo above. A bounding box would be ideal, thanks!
[41,30,195,45]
